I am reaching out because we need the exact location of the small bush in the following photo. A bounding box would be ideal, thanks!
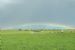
[18,29,22,31]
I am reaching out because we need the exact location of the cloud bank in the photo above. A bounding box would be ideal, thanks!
[0,0,75,27]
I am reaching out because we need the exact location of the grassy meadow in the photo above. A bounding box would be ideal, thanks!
[0,30,75,50]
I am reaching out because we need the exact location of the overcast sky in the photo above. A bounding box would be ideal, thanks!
[0,0,75,27]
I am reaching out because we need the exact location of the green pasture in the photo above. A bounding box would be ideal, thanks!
[0,30,75,50]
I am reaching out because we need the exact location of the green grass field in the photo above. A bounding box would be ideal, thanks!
[0,30,75,50]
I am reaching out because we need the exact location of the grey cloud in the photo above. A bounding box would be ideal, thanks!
[0,0,75,27]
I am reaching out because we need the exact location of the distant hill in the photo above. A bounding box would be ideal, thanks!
[14,24,72,30]
[1,24,74,30]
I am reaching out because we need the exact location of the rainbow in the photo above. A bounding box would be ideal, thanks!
[1,23,75,30]
[48,23,75,29]
[22,23,75,29]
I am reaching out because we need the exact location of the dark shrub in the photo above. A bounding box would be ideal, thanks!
[18,29,22,31]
